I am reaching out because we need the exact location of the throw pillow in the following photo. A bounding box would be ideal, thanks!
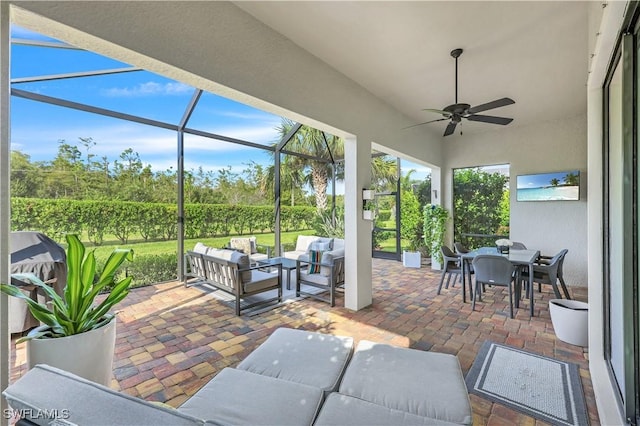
[309,250,324,274]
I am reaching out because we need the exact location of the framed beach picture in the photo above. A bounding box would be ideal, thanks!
[516,170,580,201]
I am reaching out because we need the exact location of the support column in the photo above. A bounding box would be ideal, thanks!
[344,135,372,310]
[1,2,10,422]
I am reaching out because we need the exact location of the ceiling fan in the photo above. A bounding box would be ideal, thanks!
[408,48,515,136]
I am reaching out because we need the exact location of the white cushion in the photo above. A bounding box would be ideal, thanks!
[237,328,354,395]
[193,242,210,254]
[339,341,473,425]
[294,235,320,252]
[179,368,323,426]
[315,393,458,426]
[206,248,251,283]
[3,365,203,425]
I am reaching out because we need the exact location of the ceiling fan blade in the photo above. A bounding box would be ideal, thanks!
[467,114,513,125]
[402,118,448,130]
[422,108,451,117]
[443,121,458,137]
[467,97,515,114]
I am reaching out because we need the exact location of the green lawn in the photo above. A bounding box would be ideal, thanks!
[89,231,307,263]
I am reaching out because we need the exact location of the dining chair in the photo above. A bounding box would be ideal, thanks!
[437,246,461,295]
[529,249,570,299]
[472,254,517,318]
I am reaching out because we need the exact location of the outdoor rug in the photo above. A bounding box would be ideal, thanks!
[465,340,588,426]
[192,282,326,316]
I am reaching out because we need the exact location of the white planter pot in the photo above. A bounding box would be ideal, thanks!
[363,210,375,220]
[549,299,588,347]
[402,251,421,268]
[27,317,117,386]
[430,257,442,271]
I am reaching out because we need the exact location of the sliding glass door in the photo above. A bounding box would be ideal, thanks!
[603,6,640,423]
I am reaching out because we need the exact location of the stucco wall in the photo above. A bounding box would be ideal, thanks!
[443,113,588,287]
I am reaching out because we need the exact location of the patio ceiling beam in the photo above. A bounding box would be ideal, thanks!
[11,38,82,50]
[11,88,179,131]
[11,67,142,84]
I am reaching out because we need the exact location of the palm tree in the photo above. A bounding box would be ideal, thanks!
[273,119,344,211]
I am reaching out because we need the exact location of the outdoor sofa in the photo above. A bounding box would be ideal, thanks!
[184,244,282,315]
[3,327,473,425]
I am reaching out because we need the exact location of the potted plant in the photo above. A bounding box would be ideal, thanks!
[423,204,449,270]
[402,240,422,268]
[0,234,133,386]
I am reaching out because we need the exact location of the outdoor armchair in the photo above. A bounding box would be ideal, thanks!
[296,251,345,307]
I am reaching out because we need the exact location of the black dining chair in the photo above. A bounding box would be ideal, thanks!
[529,249,570,299]
[472,254,518,318]
[437,246,462,295]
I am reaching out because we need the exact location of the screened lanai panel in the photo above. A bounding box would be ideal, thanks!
[10,26,128,77]
[186,92,284,146]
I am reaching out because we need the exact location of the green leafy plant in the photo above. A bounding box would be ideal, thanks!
[0,234,133,341]
[423,204,449,264]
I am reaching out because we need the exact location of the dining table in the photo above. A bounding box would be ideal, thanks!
[460,247,541,316]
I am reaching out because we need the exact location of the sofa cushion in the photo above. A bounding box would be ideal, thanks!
[320,249,345,276]
[229,237,252,255]
[237,327,354,395]
[295,235,320,252]
[193,242,210,255]
[178,368,323,426]
[315,393,459,426]
[332,238,345,251]
[310,240,332,252]
[207,248,251,283]
[244,270,279,293]
[3,364,204,426]
[339,341,473,425]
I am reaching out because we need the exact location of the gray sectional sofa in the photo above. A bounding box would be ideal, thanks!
[3,328,473,425]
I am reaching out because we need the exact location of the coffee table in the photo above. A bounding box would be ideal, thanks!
[257,257,298,290]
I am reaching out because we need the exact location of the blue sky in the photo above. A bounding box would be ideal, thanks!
[11,25,430,185]
[516,171,579,189]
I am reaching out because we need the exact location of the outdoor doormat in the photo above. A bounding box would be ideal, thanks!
[465,340,588,426]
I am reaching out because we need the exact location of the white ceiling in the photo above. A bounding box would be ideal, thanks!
[235,1,590,137]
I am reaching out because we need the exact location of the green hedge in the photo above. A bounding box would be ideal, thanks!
[11,198,315,244]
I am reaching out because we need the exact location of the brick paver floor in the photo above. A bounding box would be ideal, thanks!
[10,258,598,425]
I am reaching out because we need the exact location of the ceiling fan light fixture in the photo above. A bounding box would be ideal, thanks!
[408,48,515,136]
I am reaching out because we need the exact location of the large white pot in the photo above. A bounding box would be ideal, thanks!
[402,251,421,268]
[27,317,117,386]
[549,299,588,347]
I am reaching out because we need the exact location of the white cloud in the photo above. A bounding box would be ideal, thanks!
[101,81,193,98]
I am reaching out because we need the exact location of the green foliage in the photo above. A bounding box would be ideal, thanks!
[400,190,423,251]
[116,253,177,288]
[312,207,345,238]
[0,235,133,341]
[423,204,449,264]
[453,168,509,248]
[11,198,315,241]
[377,209,391,221]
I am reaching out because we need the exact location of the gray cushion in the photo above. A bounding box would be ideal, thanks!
[339,341,473,425]
[244,270,279,293]
[178,368,323,426]
[315,393,459,426]
[207,248,251,283]
[237,327,354,394]
[2,364,204,426]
